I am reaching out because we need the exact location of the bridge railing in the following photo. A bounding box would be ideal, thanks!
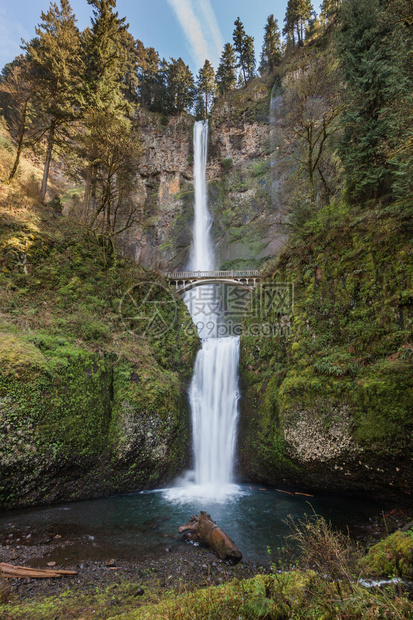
[164,270,260,279]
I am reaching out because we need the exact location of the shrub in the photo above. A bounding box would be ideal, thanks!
[287,512,361,589]
[221,157,233,170]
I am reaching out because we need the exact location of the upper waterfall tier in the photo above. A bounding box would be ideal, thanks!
[188,121,214,273]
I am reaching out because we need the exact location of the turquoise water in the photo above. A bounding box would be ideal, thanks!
[0,484,383,564]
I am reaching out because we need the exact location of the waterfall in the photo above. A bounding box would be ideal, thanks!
[188,121,214,272]
[190,337,240,489]
[169,120,241,501]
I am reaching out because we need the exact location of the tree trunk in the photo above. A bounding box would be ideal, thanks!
[241,56,247,84]
[8,100,28,183]
[296,23,301,46]
[307,128,316,216]
[178,511,242,563]
[40,119,56,203]
[85,163,98,225]
[90,165,97,216]
[83,164,93,221]
[309,164,316,216]
[0,562,77,579]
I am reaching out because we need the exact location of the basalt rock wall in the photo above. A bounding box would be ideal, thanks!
[124,78,285,272]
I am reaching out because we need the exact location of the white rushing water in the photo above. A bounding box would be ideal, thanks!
[188,121,214,273]
[166,120,241,502]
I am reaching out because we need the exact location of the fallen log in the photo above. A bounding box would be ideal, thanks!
[0,562,77,579]
[178,511,242,564]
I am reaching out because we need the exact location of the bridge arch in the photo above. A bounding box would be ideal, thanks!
[164,270,260,294]
[175,278,254,294]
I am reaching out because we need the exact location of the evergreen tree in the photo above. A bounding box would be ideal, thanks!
[320,0,341,21]
[216,43,237,95]
[283,0,314,45]
[83,0,129,114]
[337,0,395,200]
[194,92,206,120]
[383,0,413,206]
[244,35,256,80]
[82,0,140,238]
[167,58,195,114]
[196,59,216,118]
[232,18,248,83]
[151,58,169,113]
[137,42,164,110]
[23,0,82,201]
[120,30,139,101]
[0,56,35,182]
[260,14,282,75]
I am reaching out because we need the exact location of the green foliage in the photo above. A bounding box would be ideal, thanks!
[359,529,413,578]
[216,43,237,95]
[196,59,216,119]
[259,15,282,75]
[23,0,83,201]
[0,205,198,508]
[167,58,195,115]
[283,0,314,45]
[321,0,342,21]
[221,157,233,170]
[337,0,413,203]
[137,42,164,110]
[232,18,256,85]
[0,56,35,182]
[81,0,141,241]
[239,198,412,488]
[0,332,47,380]
[3,556,413,619]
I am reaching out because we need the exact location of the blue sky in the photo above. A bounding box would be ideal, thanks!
[0,0,300,75]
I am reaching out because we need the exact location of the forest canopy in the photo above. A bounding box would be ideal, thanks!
[0,0,412,240]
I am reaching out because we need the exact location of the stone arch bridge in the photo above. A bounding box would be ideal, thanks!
[164,270,260,293]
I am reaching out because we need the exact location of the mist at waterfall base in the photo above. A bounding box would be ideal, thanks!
[165,120,241,503]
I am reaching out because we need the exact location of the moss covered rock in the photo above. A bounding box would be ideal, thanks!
[239,203,413,500]
[359,530,413,578]
[0,205,199,509]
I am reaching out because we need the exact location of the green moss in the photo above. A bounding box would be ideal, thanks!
[239,201,412,494]
[0,332,47,380]
[3,564,412,620]
[359,530,413,578]
[353,362,413,447]
[0,205,198,508]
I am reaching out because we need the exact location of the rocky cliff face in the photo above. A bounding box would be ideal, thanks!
[125,78,285,271]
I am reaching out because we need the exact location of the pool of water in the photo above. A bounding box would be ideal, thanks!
[0,483,383,565]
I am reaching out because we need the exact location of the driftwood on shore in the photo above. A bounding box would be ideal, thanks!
[178,511,242,564]
[0,562,78,579]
